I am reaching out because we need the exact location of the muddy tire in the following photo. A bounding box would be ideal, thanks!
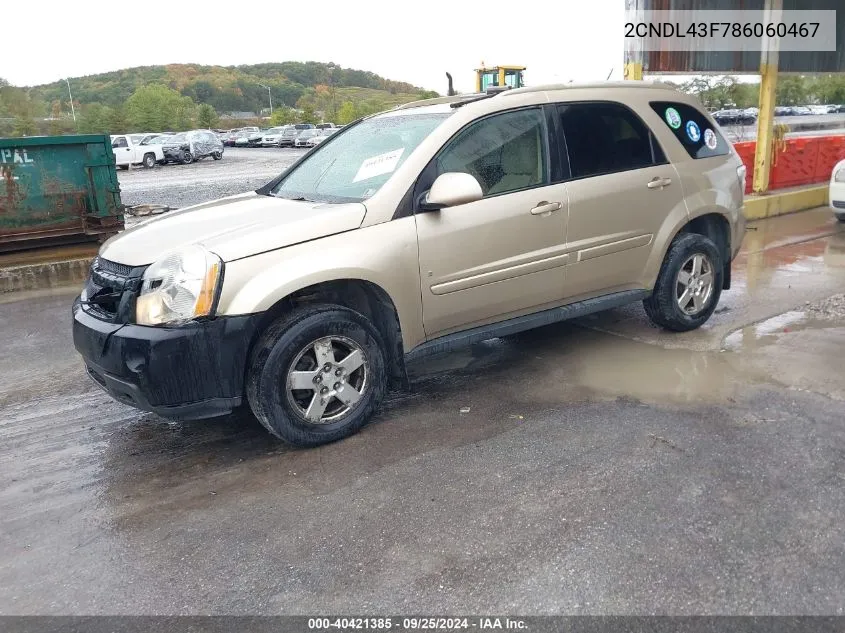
[643,233,723,332]
[246,304,387,447]
[212,151,223,160]
[181,151,194,165]
[142,153,156,168]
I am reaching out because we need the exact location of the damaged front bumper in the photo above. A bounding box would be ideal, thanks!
[72,298,259,420]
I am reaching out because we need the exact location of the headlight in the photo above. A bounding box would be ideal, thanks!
[135,245,222,326]
[835,167,845,183]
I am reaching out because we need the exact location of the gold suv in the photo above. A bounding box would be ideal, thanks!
[73,82,746,446]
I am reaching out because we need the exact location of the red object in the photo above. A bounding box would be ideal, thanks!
[731,135,845,194]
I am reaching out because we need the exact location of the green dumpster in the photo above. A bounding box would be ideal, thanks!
[0,134,123,252]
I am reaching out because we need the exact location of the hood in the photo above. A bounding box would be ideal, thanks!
[99,192,367,266]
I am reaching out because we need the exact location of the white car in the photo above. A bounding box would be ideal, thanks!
[294,129,321,147]
[260,127,290,147]
[110,134,165,169]
[830,159,845,222]
[306,128,339,147]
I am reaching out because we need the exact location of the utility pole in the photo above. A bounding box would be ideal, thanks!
[65,78,76,124]
[753,0,782,194]
[258,83,273,116]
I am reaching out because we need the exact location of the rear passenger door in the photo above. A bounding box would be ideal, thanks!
[556,101,686,297]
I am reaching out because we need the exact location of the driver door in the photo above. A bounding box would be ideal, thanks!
[414,107,569,338]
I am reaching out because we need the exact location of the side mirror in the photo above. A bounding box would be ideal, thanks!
[420,172,483,211]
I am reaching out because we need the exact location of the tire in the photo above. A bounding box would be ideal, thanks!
[181,151,194,165]
[835,213,845,223]
[246,304,387,447]
[212,151,223,160]
[643,233,724,332]
[142,153,156,169]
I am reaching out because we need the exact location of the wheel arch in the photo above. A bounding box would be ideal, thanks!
[646,207,733,291]
[245,278,409,392]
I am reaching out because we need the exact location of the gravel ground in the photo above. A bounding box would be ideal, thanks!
[805,293,845,321]
[118,147,303,209]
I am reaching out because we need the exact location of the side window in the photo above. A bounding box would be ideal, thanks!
[558,102,656,179]
[112,136,127,148]
[650,101,730,159]
[435,107,548,197]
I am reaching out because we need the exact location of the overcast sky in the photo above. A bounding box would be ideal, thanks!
[4,0,626,91]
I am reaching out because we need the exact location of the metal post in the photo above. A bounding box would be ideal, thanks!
[753,0,782,194]
[259,83,273,116]
[65,78,76,123]
[624,0,644,80]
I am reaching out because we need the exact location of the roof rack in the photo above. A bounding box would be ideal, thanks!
[502,80,676,96]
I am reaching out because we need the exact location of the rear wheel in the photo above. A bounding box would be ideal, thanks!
[643,233,723,332]
[212,151,223,160]
[142,153,156,168]
[246,304,387,447]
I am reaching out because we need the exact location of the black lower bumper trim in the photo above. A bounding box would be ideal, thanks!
[73,299,259,420]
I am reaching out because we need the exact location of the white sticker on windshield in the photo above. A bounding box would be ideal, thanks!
[353,148,405,183]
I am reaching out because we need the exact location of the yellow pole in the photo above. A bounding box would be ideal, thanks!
[752,0,781,194]
[624,62,644,80]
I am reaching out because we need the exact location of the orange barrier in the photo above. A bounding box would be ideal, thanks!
[732,135,845,195]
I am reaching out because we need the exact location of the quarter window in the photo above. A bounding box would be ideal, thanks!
[557,102,657,178]
[650,101,730,159]
[435,107,548,197]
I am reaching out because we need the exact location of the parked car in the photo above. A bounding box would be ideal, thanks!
[276,127,300,147]
[223,130,243,146]
[246,129,265,147]
[294,129,320,147]
[260,126,291,147]
[162,130,224,164]
[830,159,845,222]
[316,122,336,130]
[712,109,755,126]
[141,134,172,146]
[293,123,316,130]
[233,130,255,147]
[306,127,339,147]
[792,106,812,115]
[774,106,794,116]
[74,83,745,448]
[110,134,164,169]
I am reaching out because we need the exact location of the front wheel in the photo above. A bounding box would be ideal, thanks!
[181,151,194,165]
[142,153,156,168]
[643,233,723,332]
[246,304,387,447]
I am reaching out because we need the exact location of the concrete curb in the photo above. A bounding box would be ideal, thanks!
[744,185,829,221]
[0,257,92,294]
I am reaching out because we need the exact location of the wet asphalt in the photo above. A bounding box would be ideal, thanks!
[1,209,845,615]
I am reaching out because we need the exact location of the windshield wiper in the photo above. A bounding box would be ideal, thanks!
[275,194,311,202]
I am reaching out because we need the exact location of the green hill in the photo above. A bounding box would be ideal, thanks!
[1,62,440,136]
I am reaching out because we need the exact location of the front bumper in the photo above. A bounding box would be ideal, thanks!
[830,181,845,212]
[72,298,259,420]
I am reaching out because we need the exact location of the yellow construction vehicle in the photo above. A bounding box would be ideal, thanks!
[475,64,526,92]
[445,64,527,96]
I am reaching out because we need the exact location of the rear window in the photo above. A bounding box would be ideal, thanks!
[650,101,730,159]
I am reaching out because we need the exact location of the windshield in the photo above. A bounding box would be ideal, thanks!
[129,134,145,143]
[271,111,451,203]
[167,133,187,143]
[266,127,285,135]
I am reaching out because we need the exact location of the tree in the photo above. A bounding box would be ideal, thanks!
[197,103,218,129]
[270,106,298,125]
[12,116,37,137]
[777,76,808,106]
[126,84,197,131]
[300,104,317,124]
[336,101,358,125]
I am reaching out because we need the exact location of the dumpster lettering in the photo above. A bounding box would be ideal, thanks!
[0,148,35,165]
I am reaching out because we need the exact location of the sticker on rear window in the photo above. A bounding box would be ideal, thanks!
[685,120,701,143]
[353,148,405,183]
[703,128,718,150]
[664,107,682,129]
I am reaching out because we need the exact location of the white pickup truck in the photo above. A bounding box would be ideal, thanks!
[110,134,165,169]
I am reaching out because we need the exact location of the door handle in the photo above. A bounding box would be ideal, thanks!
[530,201,562,215]
[647,177,672,189]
